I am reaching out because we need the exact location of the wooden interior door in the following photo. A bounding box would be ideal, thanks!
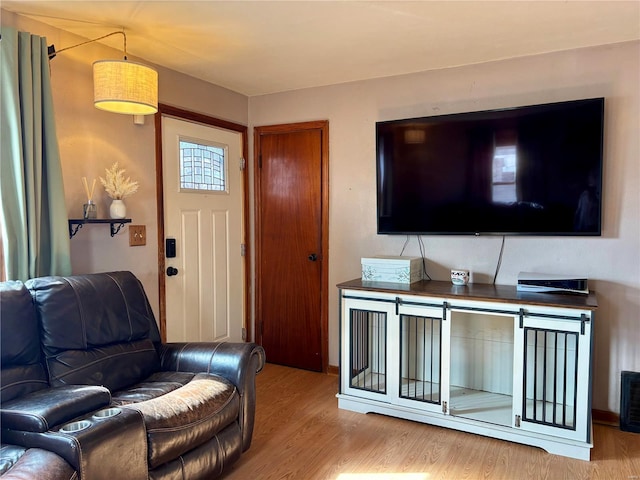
[255,121,329,372]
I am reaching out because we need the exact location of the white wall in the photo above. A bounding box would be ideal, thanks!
[3,11,248,319]
[249,41,640,413]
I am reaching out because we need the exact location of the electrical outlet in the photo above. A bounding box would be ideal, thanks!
[129,225,146,246]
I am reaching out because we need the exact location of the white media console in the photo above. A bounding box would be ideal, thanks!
[337,278,597,460]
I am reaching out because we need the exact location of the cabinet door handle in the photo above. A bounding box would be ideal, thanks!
[308,253,318,261]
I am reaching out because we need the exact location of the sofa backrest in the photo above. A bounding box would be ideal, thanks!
[25,271,162,392]
[0,282,49,403]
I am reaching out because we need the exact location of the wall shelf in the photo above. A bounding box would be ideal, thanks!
[68,219,131,238]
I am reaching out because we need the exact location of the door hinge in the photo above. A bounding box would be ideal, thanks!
[242,327,247,341]
[515,414,521,428]
[442,401,448,414]
[241,243,246,257]
[240,157,246,171]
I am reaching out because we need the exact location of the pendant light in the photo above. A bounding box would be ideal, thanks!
[93,59,157,115]
[49,31,158,115]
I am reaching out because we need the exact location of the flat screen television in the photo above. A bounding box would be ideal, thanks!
[376,97,604,236]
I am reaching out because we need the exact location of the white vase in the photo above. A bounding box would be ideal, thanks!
[109,199,127,219]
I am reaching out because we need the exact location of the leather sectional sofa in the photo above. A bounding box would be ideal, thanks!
[0,271,265,479]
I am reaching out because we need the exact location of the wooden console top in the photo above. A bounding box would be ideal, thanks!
[337,278,598,310]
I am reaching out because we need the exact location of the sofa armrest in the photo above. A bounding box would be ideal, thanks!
[158,342,265,451]
[158,342,265,393]
[2,407,148,480]
[0,385,111,433]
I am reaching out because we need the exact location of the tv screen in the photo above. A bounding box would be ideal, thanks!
[376,98,604,236]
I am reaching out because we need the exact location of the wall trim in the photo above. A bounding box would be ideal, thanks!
[593,409,619,426]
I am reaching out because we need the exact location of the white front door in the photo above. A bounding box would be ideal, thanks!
[162,116,244,342]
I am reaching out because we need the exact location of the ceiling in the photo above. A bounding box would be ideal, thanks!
[3,1,639,96]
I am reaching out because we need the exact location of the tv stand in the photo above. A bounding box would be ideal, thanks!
[336,279,597,460]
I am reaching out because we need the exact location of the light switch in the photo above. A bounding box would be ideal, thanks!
[129,225,146,246]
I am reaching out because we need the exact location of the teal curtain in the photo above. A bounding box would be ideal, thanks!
[0,27,71,280]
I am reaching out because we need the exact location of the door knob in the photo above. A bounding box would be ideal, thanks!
[166,266,178,276]
[308,253,318,262]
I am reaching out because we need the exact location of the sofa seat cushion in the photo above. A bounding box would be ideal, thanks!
[116,373,239,469]
[111,371,196,404]
[0,444,76,480]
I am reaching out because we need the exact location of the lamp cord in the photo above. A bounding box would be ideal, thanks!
[49,30,126,60]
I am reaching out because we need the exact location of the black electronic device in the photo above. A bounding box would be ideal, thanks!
[516,272,589,295]
[166,238,176,258]
[376,97,605,236]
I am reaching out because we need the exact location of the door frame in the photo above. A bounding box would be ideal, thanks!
[154,104,249,342]
[254,120,329,372]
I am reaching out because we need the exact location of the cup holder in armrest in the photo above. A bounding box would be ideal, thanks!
[92,407,121,419]
[58,407,121,432]
[59,420,91,433]
[3,405,147,480]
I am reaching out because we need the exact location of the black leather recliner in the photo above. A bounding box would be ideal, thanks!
[0,272,265,479]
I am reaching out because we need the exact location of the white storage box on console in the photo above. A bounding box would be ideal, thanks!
[361,256,422,284]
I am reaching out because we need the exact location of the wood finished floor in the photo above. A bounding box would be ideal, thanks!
[223,363,640,480]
